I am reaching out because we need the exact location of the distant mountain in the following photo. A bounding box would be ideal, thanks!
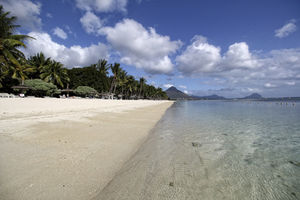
[165,86,191,100]
[165,88,299,101]
[192,94,227,100]
[242,93,263,99]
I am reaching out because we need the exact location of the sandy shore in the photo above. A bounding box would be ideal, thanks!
[0,98,173,200]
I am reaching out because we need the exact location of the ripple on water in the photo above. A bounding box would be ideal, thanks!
[93,101,300,200]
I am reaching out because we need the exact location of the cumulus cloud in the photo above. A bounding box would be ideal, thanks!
[163,84,173,89]
[223,48,300,96]
[177,35,300,97]
[75,0,127,13]
[0,0,42,30]
[275,19,297,38]
[80,11,103,35]
[223,42,259,69]
[176,36,258,75]
[268,48,300,70]
[176,35,221,74]
[101,19,181,74]
[24,32,109,68]
[53,27,67,40]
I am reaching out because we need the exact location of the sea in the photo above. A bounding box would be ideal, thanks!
[94,100,300,200]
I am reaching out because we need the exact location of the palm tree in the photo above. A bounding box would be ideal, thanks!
[0,6,33,86]
[144,85,156,99]
[139,77,146,99]
[156,87,167,100]
[96,59,110,93]
[109,63,121,94]
[27,52,52,79]
[0,62,9,88]
[125,75,135,98]
[118,69,128,98]
[40,60,70,88]
[96,59,110,76]
[11,58,35,85]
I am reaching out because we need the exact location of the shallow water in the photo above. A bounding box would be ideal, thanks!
[93,101,300,200]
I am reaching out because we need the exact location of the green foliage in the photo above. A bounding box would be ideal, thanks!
[139,77,146,97]
[74,86,98,97]
[68,64,109,92]
[0,5,33,87]
[24,79,59,97]
[0,5,168,99]
[109,63,121,94]
[27,52,52,79]
[96,59,110,76]
[11,59,35,85]
[40,60,69,88]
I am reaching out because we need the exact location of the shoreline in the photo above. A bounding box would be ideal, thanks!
[0,98,174,200]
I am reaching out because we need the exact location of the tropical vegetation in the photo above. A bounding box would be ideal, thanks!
[24,79,59,97]
[74,86,98,97]
[0,5,168,100]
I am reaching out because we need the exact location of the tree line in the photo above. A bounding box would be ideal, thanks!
[0,5,168,99]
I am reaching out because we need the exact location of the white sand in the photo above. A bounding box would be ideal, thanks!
[0,98,173,200]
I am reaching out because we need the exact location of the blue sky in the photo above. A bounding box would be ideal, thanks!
[1,0,300,97]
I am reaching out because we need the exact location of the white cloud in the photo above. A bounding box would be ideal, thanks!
[177,35,300,97]
[65,25,73,34]
[179,85,187,89]
[80,11,103,35]
[0,0,42,30]
[223,42,259,69]
[176,36,258,75]
[101,19,181,74]
[176,35,221,74]
[53,27,67,40]
[75,0,127,13]
[222,48,300,95]
[264,83,277,88]
[242,88,262,93]
[268,48,300,69]
[275,20,297,38]
[46,13,52,18]
[285,81,295,86]
[183,90,189,94]
[163,84,173,89]
[24,32,109,68]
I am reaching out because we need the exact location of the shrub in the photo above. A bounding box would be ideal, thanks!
[74,86,98,97]
[25,79,60,97]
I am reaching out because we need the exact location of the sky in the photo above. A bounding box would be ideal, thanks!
[1,0,300,97]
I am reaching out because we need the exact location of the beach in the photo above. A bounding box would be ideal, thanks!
[0,98,173,200]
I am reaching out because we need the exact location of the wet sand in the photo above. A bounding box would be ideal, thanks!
[0,98,173,200]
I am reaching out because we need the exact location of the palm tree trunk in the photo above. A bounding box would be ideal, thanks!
[121,86,124,97]
[109,78,115,94]
[113,83,117,94]
[139,85,143,99]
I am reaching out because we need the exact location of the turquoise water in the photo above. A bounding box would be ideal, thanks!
[94,101,300,200]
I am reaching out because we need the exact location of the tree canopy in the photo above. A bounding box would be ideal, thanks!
[24,79,59,97]
[0,5,168,100]
[74,86,98,97]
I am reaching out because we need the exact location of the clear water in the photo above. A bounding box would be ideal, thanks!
[93,101,300,200]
